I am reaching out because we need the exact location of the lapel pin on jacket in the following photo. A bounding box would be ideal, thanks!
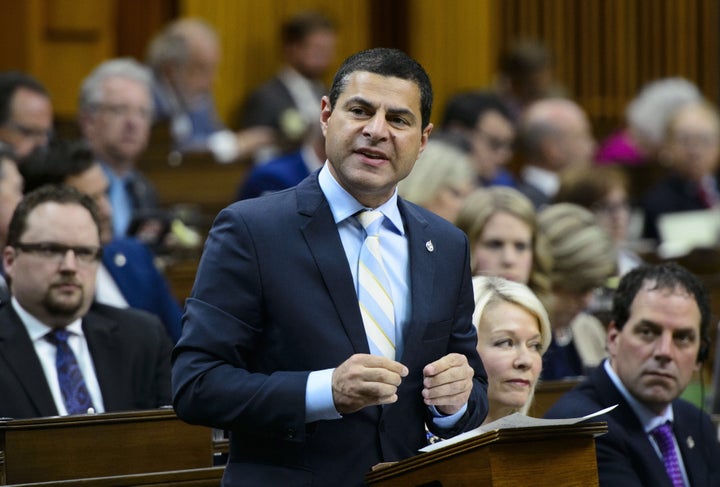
[686,436,695,449]
[425,240,434,252]
[113,252,127,267]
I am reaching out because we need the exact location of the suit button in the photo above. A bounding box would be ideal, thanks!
[285,428,296,439]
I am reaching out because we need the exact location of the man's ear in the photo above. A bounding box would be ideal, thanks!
[606,321,619,356]
[319,96,332,137]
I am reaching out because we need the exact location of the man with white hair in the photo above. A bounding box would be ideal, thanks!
[78,58,160,239]
[146,18,274,161]
[516,98,596,208]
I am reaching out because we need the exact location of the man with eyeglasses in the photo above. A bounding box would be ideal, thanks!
[0,185,172,419]
[439,90,517,187]
[0,71,53,160]
[78,58,162,240]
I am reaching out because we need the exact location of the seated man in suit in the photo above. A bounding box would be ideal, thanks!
[641,101,720,241]
[515,98,595,208]
[545,262,720,486]
[0,185,172,419]
[0,144,23,302]
[20,140,183,343]
[0,71,53,160]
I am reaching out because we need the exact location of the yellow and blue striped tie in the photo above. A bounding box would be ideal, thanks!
[357,210,396,360]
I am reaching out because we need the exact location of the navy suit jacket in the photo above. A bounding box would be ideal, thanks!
[641,173,719,240]
[545,362,720,487]
[0,302,173,419]
[103,237,183,342]
[236,150,310,200]
[172,173,488,486]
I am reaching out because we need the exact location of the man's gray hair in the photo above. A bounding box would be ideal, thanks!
[78,58,152,112]
[146,18,218,73]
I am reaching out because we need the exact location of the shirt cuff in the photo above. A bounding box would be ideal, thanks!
[429,403,468,429]
[305,368,342,423]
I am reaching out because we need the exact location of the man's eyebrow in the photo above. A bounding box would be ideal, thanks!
[342,96,417,122]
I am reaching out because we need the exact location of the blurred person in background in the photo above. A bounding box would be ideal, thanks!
[515,98,596,208]
[439,90,516,187]
[239,11,336,161]
[397,139,475,223]
[537,203,617,380]
[0,72,53,160]
[147,18,274,162]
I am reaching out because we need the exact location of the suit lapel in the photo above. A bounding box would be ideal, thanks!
[297,175,370,354]
[398,200,434,362]
[83,309,123,410]
[0,305,59,417]
[673,405,705,486]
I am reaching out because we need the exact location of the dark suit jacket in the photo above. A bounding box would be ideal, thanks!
[103,237,183,343]
[172,173,488,486]
[0,302,173,419]
[641,173,719,240]
[545,362,720,487]
[240,76,297,131]
[236,150,310,200]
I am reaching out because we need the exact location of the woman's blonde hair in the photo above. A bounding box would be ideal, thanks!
[537,203,617,291]
[472,275,551,415]
[455,187,553,303]
[397,139,474,207]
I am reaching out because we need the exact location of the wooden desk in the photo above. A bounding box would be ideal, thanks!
[366,422,607,486]
[529,378,583,418]
[0,409,219,485]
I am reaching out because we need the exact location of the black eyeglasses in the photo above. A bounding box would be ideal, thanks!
[13,242,103,265]
[3,121,53,140]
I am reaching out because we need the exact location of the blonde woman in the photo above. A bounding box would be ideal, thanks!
[456,186,552,305]
[472,276,551,423]
[537,203,616,380]
[398,139,475,222]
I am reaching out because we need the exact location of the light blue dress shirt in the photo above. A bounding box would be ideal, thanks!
[102,164,133,238]
[305,164,467,429]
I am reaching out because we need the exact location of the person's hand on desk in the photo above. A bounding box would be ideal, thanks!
[235,126,277,156]
[332,354,409,414]
[422,353,474,415]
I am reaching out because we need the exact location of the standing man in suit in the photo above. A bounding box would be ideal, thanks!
[545,262,720,486]
[172,47,488,486]
[0,185,172,419]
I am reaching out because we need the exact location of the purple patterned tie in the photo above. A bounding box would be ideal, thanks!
[651,422,684,487]
[45,329,94,415]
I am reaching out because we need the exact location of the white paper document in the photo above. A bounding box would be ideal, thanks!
[419,404,617,453]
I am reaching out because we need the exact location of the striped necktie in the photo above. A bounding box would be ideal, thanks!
[45,329,94,415]
[356,210,396,360]
[651,422,684,487]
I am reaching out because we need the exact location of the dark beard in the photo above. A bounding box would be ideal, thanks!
[42,288,84,319]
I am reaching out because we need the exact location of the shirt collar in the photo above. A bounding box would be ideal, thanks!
[317,163,405,235]
[11,296,85,342]
[604,359,674,432]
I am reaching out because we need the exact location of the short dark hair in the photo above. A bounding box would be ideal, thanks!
[440,91,513,130]
[0,71,49,126]
[612,262,710,341]
[20,139,95,193]
[328,48,433,129]
[281,11,335,45]
[6,184,101,247]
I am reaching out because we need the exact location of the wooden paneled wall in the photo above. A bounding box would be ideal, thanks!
[181,0,370,127]
[1,0,717,138]
[493,0,720,138]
